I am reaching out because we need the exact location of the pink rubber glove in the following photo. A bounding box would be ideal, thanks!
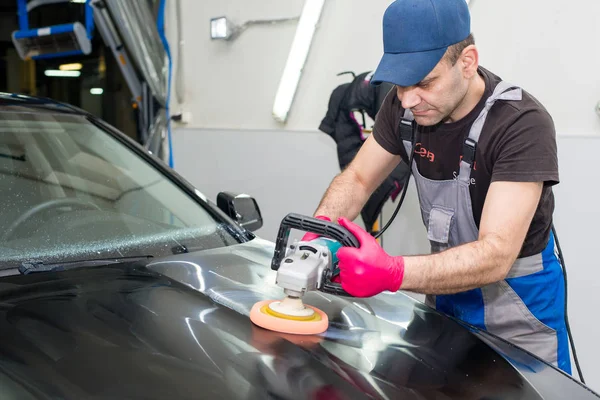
[336,217,404,297]
[301,215,331,242]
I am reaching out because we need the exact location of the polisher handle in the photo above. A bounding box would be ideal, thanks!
[271,213,359,271]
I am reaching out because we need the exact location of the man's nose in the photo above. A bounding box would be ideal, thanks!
[396,86,421,109]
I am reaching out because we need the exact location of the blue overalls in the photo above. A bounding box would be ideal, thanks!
[401,81,571,374]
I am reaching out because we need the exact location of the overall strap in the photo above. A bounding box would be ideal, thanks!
[399,108,415,157]
[399,108,415,140]
[458,81,523,182]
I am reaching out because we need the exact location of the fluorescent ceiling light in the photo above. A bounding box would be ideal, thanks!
[272,0,324,123]
[59,63,82,71]
[90,88,103,95]
[70,0,86,3]
[44,70,81,77]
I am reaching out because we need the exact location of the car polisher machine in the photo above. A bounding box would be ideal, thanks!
[250,213,359,335]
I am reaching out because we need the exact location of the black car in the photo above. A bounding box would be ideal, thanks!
[0,92,597,399]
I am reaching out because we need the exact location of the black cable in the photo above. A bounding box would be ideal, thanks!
[552,224,585,383]
[374,126,417,239]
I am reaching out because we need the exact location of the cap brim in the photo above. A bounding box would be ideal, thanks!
[371,47,448,87]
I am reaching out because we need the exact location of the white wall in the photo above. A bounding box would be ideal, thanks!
[171,127,430,257]
[167,0,390,130]
[168,0,600,136]
[166,0,600,391]
[552,136,600,389]
[469,0,600,136]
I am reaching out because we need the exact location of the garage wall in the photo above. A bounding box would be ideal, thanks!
[165,0,428,248]
[551,136,600,390]
[469,0,600,137]
[166,0,600,391]
[166,0,390,130]
[167,0,600,136]
[170,127,429,257]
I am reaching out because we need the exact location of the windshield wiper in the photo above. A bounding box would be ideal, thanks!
[18,256,153,275]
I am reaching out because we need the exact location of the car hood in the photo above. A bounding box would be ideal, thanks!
[0,237,595,400]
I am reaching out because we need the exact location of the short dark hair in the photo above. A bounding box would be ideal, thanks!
[444,33,475,65]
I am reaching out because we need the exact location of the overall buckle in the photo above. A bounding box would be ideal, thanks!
[462,138,477,165]
[399,118,414,141]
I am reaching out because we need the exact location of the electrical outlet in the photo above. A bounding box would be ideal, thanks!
[171,110,192,124]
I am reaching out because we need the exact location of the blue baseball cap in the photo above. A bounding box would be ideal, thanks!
[371,0,471,87]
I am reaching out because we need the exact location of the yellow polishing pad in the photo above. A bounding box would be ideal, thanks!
[250,299,329,335]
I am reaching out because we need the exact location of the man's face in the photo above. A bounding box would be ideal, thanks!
[395,57,469,126]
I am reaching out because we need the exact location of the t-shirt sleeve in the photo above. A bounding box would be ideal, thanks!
[372,88,404,156]
[491,108,559,186]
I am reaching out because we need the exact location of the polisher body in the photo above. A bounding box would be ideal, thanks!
[250,238,340,335]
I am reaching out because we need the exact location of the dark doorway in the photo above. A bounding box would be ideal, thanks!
[0,0,138,141]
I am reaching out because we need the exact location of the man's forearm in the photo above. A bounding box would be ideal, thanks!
[314,168,371,222]
[400,234,515,294]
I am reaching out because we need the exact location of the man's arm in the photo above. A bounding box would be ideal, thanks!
[400,180,543,294]
[313,134,401,221]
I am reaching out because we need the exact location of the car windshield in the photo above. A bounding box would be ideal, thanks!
[0,110,242,269]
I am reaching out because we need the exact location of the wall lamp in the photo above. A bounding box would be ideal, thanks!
[210,15,299,41]
[210,1,325,124]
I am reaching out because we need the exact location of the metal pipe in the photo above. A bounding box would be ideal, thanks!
[175,0,185,105]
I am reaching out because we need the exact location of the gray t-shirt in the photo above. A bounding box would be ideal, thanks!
[373,66,559,257]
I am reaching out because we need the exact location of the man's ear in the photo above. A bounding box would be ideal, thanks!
[460,45,479,78]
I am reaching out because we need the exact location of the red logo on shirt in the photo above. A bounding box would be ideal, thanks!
[414,143,434,162]
[413,144,477,172]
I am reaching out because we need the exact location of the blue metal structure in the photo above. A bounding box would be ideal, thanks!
[11,0,94,60]
[157,0,174,168]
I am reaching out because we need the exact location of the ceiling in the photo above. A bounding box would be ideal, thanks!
[0,0,17,14]
[0,0,18,51]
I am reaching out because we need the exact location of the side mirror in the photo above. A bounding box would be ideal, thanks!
[217,192,263,232]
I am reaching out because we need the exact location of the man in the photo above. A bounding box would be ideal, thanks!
[306,0,571,374]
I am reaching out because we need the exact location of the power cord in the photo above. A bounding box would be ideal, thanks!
[374,126,416,239]
[552,224,585,383]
